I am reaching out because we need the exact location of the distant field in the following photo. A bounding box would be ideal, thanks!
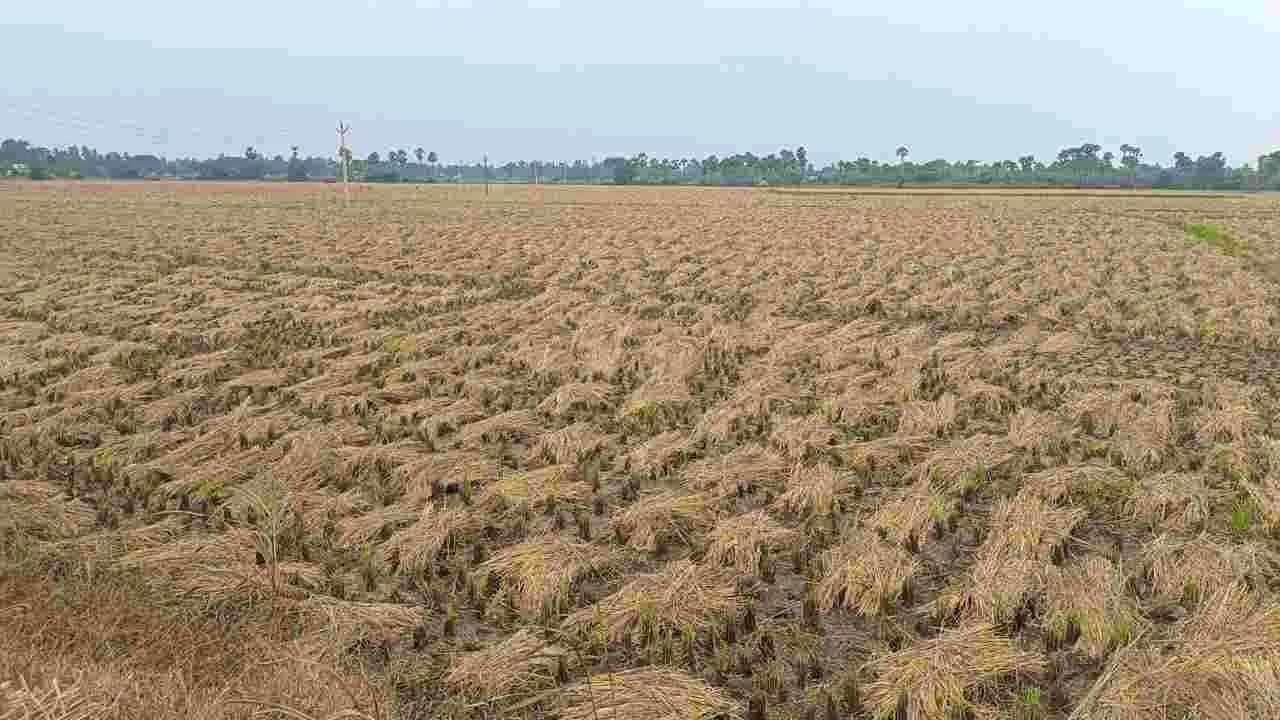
[3,183,1280,719]
[768,185,1257,198]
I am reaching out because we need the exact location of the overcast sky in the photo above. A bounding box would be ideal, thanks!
[3,1,1278,165]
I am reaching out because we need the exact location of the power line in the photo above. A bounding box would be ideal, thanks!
[0,101,306,155]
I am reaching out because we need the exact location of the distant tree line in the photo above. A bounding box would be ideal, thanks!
[3,136,1277,190]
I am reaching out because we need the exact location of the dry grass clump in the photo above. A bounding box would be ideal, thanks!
[1206,439,1252,485]
[413,397,487,441]
[692,397,761,448]
[1070,388,1128,437]
[913,433,1014,491]
[557,667,741,720]
[704,510,798,573]
[817,319,888,370]
[299,596,426,643]
[827,384,896,427]
[334,503,417,548]
[772,462,852,516]
[700,374,806,434]
[381,505,479,577]
[985,490,1083,560]
[622,377,694,430]
[957,379,1012,417]
[1245,440,1280,530]
[1038,330,1083,354]
[333,443,421,487]
[817,529,921,615]
[626,430,693,480]
[1195,380,1259,445]
[897,394,957,437]
[1041,556,1138,657]
[1246,472,1280,532]
[0,674,106,720]
[867,478,953,549]
[483,464,591,511]
[1133,472,1221,530]
[0,569,388,720]
[1006,408,1067,456]
[863,624,1045,720]
[769,414,838,460]
[1088,584,1280,720]
[533,423,612,465]
[267,428,347,489]
[0,480,95,541]
[563,560,741,643]
[118,529,322,605]
[445,628,569,697]
[397,451,499,506]
[474,533,619,616]
[684,445,789,498]
[460,409,538,447]
[151,407,298,469]
[1112,398,1175,471]
[611,491,716,552]
[843,434,931,472]
[537,381,612,417]
[1019,462,1125,504]
[942,492,1083,623]
[1143,534,1273,604]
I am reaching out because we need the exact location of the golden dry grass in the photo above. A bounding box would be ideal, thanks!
[771,462,851,516]
[1133,472,1221,530]
[482,464,592,511]
[1143,534,1274,604]
[0,575,387,720]
[941,492,1084,623]
[562,560,741,644]
[866,478,951,548]
[1088,584,1280,720]
[610,491,715,553]
[557,667,741,720]
[445,628,569,697]
[474,533,620,616]
[913,433,1014,491]
[381,505,478,577]
[1041,556,1138,658]
[897,394,958,436]
[684,444,790,498]
[816,529,920,615]
[4,183,1280,719]
[863,624,1045,720]
[704,510,797,573]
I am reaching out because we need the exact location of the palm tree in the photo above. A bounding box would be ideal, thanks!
[1119,144,1142,187]
[427,151,438,179]
[414,147,425,167]
[895,146,909,185]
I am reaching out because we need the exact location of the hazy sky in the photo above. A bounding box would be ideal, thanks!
[3,1,1278,165]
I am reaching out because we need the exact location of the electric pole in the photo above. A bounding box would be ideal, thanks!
[336,122,352,196]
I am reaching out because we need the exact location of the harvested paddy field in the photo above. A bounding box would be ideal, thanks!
[3,181,1280,719]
